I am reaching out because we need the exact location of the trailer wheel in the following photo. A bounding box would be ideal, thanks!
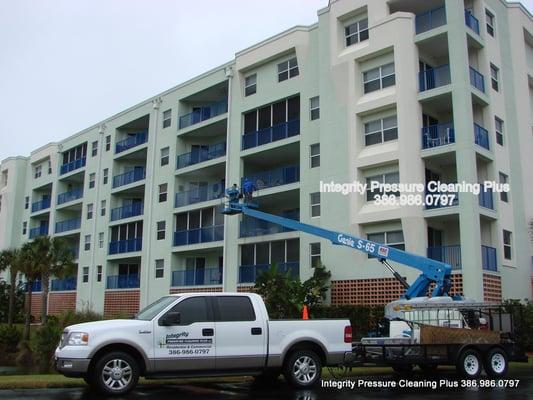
[457,349,482,378]
[283,350,322,388]
[484,348,508,378]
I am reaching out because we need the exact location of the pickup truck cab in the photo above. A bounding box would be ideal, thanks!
[55,292,352,395]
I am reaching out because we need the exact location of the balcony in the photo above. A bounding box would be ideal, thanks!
[25,280,42,292]
[419,65,451,92]
[176,142,226,170]
[57,188,83,205]
[422,123,455,149]
[174,184,224,208]
[115,131,148,154]
[173,225,224,247]
[29,225,48,239]
[239,262,299,284]
[110,203,144,221]
[481,245,497,271]
[242,119,300,150]
[106,274,140,289]
[51,277,77,291]
[55,218,81,234]
[31,198,51,213]
[178,100,228,130]
[469,67,485,93]
[244,165,300,191]
[172,267,222,287]
[415,6,446,34]
[240,210,299,238]
[465,10,480,35]
[427,245,461,269]
[112,168,145,188]
[109,238,142,255]
[60,157,86,175]
[474,123,489,150]
[479,187,494,210]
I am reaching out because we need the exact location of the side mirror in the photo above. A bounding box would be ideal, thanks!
[160,311,181,326]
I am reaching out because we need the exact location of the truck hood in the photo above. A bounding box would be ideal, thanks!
[65,319,151,333]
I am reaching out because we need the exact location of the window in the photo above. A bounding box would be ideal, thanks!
[167,296,210,325]
[162,109,172,128]
[96,265,102,282]
[499,173,509,202]
[157,221,166,240]
[84,235,91,251]
[159,183,168,203]
[345,18,369,46]
[366,172,400,201]
[363,63,395,93]
[87,203,93,220]
[486,9,495,36]
[34,165,42,179]
[244,74,257,96]
[82,266,89,283]
[495,117,504,146]
[25,196,29,209]
[100,200,106,216]
[155,259,164,278]
[89,173,96,189]
[490,64,499,91]
[22,221,27,235]
[0,195,2,213]
[278,57,299,82]
[310,242,321,268]
[310,96,320,120]
[310,192,321,217]
[503,230,512,260]
[367,230,405,258]
[98,232,104,249]
[364,115,398,146]
[91,140,98,157]
[48,160,52,175]
[103,168,109,185]
[160,147,169,166]
[243,96,300,134]
[310,144,320,168]
[215,296,256,321]
[105,135,111,151]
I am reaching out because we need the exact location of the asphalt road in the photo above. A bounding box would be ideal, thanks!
[0,370,531,400]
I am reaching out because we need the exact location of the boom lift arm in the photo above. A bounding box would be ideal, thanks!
[222,185,453,299]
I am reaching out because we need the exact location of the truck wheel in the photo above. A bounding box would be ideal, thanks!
[94,351,139,395]
[484,348,508,378]
[284,350,322,388]
[457,349,482,378]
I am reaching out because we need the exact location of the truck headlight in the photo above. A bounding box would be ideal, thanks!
[67,332,89,346]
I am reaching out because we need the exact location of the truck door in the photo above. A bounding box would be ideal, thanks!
[213,296,267,370]
[153,296,215,372]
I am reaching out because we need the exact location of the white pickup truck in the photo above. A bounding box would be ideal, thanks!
[55,292,352,395]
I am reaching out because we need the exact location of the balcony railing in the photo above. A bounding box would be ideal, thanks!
[25,280,42,292]
[422,123,455,149]
[465,10,480,34]
[57,188,83,205]
[479,187,494,210]
[110,202,144,221]
[174,183,225,208]
[474,123,489,150]
[176,142,226,169]
[31,197,51,213]
[112,168,146,188]
[469,67,485,92]
[60,157,86,175]
[109,238,143,255]
[415,6,446,34]
[51,277,77,291]
[239,262,299,284]
[172,267,222,287]
[106,274,140,289]
[427,245,462,269]
[243,165,300,191]
[481,245,497,271]
[173,225,224,247]
[242,119,300,150]
[240,210,299,238]
[29,225,48,239]
[178,100,228,129]
[115,131,148,154]
[55,218,81,233]
[419,65,451,92]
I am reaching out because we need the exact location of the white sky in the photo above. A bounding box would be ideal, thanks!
[0,0,532,161]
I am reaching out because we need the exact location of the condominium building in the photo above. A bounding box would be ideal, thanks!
[1,0,532,318]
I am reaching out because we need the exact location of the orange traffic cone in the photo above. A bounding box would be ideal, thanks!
[302,305,309,320]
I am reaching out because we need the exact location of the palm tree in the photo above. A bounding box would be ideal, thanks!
[19,241,43,341]
[0,249,22,327]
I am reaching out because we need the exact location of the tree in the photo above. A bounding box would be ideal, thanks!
[0,249,23,326]
[19,241,43,341]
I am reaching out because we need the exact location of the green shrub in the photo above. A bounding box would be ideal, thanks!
[504,299,533,351]
[0,280,25,324]
[15,340,35,373]
[0,324,21,354]
[57,308,102,329]
[32,316,62,373]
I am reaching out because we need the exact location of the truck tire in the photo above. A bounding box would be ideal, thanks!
[484,348,508,378]
[283,350,322,388]
[93,351,139,396]
[457,349,482,378]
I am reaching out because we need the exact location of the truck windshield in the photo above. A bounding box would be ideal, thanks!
[135,296,178,321]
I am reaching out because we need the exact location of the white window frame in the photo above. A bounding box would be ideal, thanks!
[89,173,96,189]
[495,117,504,146]
[82,266,89,283]
[25,196,29,209]
[277,57,299,82]
[499,172,509,203]
[156,220,166,240]
[503,230,512,260]
[84,235,91,251]
[100,200,106,216]
[34,165,42,179]
[159,183,168,202]
[103,168,109,184]
[163,109,172,129]
[160,147,170,166]
[310,143,320,168]
[105,135,111,151]
[244,74,257,96]
[155,259,164,278]
[310,192,321,218]
[490,64,499,91]
[310,242,321,268]
[367,230,405,257]
[98,232,104,249]
[344,17,369,47]
[309,96,320,120]
[485,9,495,37]
[96,265,102,282]
[363,63,395,93]
[366,171,400,201]
[87,203,93,220]
[91,140,98,157]
[364,115,398,146]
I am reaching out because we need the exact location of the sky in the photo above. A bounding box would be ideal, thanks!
[0,0,532,161]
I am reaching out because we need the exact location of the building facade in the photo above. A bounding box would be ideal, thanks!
[1,0,533,318]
